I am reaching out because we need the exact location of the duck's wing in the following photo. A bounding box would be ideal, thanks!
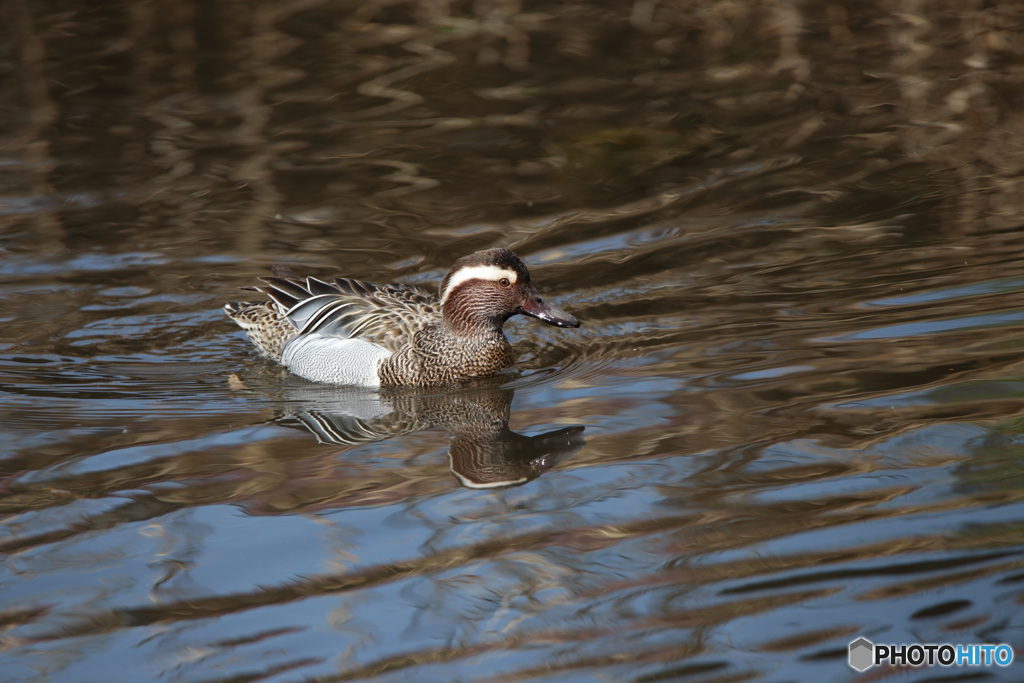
[257,275,440,352]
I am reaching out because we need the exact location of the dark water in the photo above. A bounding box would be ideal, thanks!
[3,2,1024,681]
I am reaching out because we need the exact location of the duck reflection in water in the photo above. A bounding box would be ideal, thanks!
[277,380,585,489]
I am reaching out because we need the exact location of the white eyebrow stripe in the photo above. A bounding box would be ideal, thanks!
[439,265,518,306]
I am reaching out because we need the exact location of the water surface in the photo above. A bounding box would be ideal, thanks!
[3,2,1024,681]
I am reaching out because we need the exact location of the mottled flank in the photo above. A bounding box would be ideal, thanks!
[223,301,295,359]
[225,249,579,386]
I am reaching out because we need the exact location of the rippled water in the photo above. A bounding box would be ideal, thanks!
[4,2,1024,681]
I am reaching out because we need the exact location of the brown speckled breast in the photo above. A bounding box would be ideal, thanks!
[378,324,514,386]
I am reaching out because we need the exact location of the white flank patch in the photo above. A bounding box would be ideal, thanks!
[439,264,518,306]
[282,334,390,387]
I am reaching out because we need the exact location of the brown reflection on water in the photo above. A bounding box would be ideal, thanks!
[7,0,1024,246]
[4,1,1024,682]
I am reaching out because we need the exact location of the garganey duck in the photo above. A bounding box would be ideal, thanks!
[225,248,580,386]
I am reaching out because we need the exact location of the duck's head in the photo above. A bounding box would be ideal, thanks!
[438,248,580,332]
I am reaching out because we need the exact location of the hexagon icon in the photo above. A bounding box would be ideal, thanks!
[849,637,874,672]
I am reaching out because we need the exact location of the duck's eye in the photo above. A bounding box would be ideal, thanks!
[499,277,511,288]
